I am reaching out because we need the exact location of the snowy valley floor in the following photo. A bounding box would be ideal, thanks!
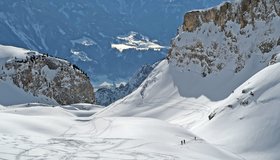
[2,60,280,159]
[0,104,243,160]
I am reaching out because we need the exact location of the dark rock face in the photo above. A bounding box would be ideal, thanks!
[168,0,280,77]
[183,0,279,32]
[3,53,95,105]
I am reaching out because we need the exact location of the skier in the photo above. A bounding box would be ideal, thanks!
[250,91,254,96]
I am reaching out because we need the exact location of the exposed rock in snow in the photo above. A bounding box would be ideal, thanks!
[70,49,92,62]
[70,36,96,47]
[95,1,280,159]
[168,0,280,77]
[0,0,225,84]
[0,45,95,105]
[1,0,280,159]
[95,63,157,106]
[111,32,168,53]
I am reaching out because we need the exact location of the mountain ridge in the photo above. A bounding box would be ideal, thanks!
[0,45,95,105]
[169,0,280,76]
[0,0,225,84]
[95,63,157,106]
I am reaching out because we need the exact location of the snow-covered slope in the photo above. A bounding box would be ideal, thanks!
[0,104,241,160]
[96,57,265,126]
[1,0,280,159]
[169,0,280,76]
[194,61,280,160]
[0,45,95,105]
[98,0,280,122]
[0,80,55,106]
[0,45,28,59]
[96,55,280,160]
[95,0,280,159]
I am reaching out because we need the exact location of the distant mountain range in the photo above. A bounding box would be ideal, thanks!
[95,62,157,106]
[0,0,225,85]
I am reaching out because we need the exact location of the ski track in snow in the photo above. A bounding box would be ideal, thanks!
[0,120,178,160]
[0,106,245,160]
[0,110,176,160]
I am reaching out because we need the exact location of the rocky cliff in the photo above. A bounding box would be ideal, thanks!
[0,46,95,105]
[168,0,280,76]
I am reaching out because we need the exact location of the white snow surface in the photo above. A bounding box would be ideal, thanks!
[194,62,280,160]
[41,65,58,82]
[0,44,30,60]
[0,103,240,160]
[0,80,56,106]
[2,56,280,159]
[1,1,280,158]
[96,58,280,160]
[0,44,40,65]
[1,56,280,159]
[111,31,168,52]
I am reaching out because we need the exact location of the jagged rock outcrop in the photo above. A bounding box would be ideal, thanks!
[0,51,95,105]
[183,0,280,32]
[95,63,156,106]
[169,0,280,76]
